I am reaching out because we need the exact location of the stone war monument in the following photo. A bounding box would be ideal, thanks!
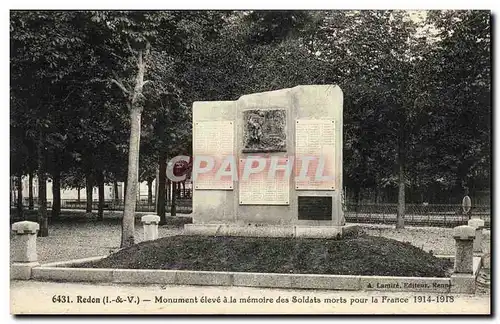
[185,85,357,238]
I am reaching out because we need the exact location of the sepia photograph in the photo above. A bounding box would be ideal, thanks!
[8,7,491,315]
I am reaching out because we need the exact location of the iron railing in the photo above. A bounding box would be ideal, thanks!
[11,199,489,228]
[345,203,490,228]
[11,198,193,214]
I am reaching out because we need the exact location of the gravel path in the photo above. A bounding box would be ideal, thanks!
[10,221,490,265]
[358,224,491,296]
[10,220,183,263]
[358,223,491,256]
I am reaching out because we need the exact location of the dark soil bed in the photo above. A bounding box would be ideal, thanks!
[76,234,452,277]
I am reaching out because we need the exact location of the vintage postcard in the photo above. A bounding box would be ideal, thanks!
[9,8,491,315]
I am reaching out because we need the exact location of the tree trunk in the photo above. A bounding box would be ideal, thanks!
[157,151,167,224]
[10,178,14,207]
[16,174,23,219]
[51,170,61,220]
[121,107,142,248]
[166,179,171,203]
[137,178,141,202]
[28,171,34,210]
[97,171,105,221]
[37,131,48,237]
[114,181,119,203]
[77,186,81,203]
[147,178,153,206]
[124,179,127,205]
[11,177,15,207]
[396,149,406,229]
[182,181,186,198]
[86,171,93,214]
[117,46,149,248]
[154,168,159,210]
[171,181,177,217]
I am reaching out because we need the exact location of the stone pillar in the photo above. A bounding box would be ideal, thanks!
[452,225,475,274]
[11,221,40,280]
[467,218,485,253]
[141,215,160,241]
[451,225,477,293]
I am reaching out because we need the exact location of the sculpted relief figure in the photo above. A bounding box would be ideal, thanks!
[243,109,286,153]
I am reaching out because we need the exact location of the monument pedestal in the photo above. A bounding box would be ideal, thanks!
[184,223,359,239]
[191,85,346,236]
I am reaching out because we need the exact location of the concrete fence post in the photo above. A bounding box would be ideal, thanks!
[452,225,475,274]
[11,221,40,280]
[141,215,160,241]
[467,218,485,254]
[450,225,476,293]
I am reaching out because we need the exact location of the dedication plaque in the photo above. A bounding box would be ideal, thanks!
[193,120,234,190]
[298,196,332,220]
[295,119,336,190]
[239,158,290,205]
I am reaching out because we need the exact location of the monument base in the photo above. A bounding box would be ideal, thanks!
[183,224,359,239]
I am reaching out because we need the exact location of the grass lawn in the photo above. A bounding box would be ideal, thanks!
[77,234,453,277]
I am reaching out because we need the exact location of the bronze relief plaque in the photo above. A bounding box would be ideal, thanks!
[242,109,286,153]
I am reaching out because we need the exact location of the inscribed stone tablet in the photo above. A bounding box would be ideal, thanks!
[239,158,290,205]
[295,119,336,190]
[193,120,234,190]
